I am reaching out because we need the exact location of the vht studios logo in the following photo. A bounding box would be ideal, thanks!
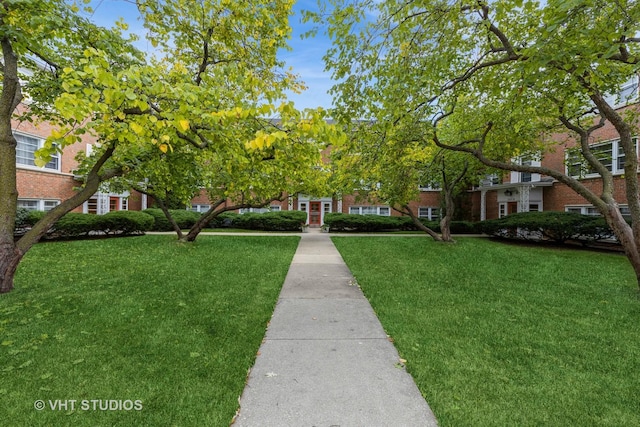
[34,399,143,411]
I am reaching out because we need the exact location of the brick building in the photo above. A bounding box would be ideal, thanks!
[15,82,638,227]
[13,103,145,215]
[470,100,638,221]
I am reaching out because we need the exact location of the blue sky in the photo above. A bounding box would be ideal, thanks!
[85,0,335,111]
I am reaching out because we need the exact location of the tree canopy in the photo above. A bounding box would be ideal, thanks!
[318,0,640,285]
[1,0,341,293]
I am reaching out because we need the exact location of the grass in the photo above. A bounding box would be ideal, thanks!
[1,235,299,426]
[332,237,640,427]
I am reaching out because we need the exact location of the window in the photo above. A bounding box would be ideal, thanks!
[480,174,502,187]
[521,159,533,183]
[418,207,440,220]
[565,205,601,216]
[87,197,98,214]
[605,77,639,108]
[349,206,391,216]
[189,204,210,213]
[18,199,60,211]
[512,156,541,183]
[239,206,282,214]
[15,132,60,171]
[419,182,441,191]
[567,138,637,177]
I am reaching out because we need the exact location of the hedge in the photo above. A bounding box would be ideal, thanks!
[230,211,307,231]
[15,210,154,240]
[97,210,154,235]
[480,211,614,244]
[142,208,201,231]
[323,213,483,234]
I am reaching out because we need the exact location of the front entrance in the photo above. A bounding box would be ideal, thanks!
[309,201,322,226]
[507,201,518,215]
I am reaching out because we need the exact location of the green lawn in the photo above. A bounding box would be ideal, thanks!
[332,237,640,427]
[1,235,299,426]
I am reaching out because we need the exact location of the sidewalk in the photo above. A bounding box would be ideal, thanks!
[233,228,438,426]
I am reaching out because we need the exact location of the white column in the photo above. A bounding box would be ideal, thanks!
[98,193,109,215]
[480,190,487,221]
[519,186,530,213]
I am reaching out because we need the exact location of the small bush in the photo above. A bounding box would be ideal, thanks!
[26,210,46,227]
[14,208,31,235]
[52,213,101,237]
[143,208,202,231]
[171,210,202,229]
[97,211,154,235]
[207,212,239,228]
[480,211,614,244]
[142,208,172,231]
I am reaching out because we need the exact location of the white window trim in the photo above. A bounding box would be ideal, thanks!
[239,205,282,214]
[511,155,541,183]
[14,131,61,173]
[17,199,60,211]
[348,206,391,216]
[189,204,211,213]
[565,205,601,216]
[566,137,638,178]
[418,206,441,220]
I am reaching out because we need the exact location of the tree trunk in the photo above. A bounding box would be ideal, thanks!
[439,187,456,243]
[155,199,184,240]
[402,205,443,241]
[603,204,640,287]
[0,243,22,293]
[439,215,452,242]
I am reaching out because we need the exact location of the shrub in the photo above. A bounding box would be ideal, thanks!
[51,213,101,237]
[26,210,46,227]
[324,213,484,234]
[142,208,172,231]
[171,209,202,229]
[14,208,31,233]
[324,213,406,232]
[233,210,307,231]
[480,211,614,244]
[207,212,239,228]
[97,211,154,235]
[143,208,202,231]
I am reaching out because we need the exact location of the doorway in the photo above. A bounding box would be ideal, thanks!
[309,201,321,225]
[507,201,518,215]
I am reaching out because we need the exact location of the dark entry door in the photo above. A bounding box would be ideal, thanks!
[309,201,321,225]
[507,201,518,215]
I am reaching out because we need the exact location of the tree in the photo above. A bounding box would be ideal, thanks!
[1,0,335,293]
[76,0,340,243]
[329,118,486,241]
[319,0,640,288]
[103,104,337,242]
[1,0,142,294]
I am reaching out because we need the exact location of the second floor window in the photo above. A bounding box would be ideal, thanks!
[15,132,59,171]
[566,137,637,177]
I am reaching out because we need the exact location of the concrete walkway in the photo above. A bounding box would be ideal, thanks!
[233,228,438,426]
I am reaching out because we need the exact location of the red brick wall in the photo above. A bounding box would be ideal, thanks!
[13,104,99,213]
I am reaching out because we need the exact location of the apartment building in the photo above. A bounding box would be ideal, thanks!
[13,103,145,215]
[470,81,639,221]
